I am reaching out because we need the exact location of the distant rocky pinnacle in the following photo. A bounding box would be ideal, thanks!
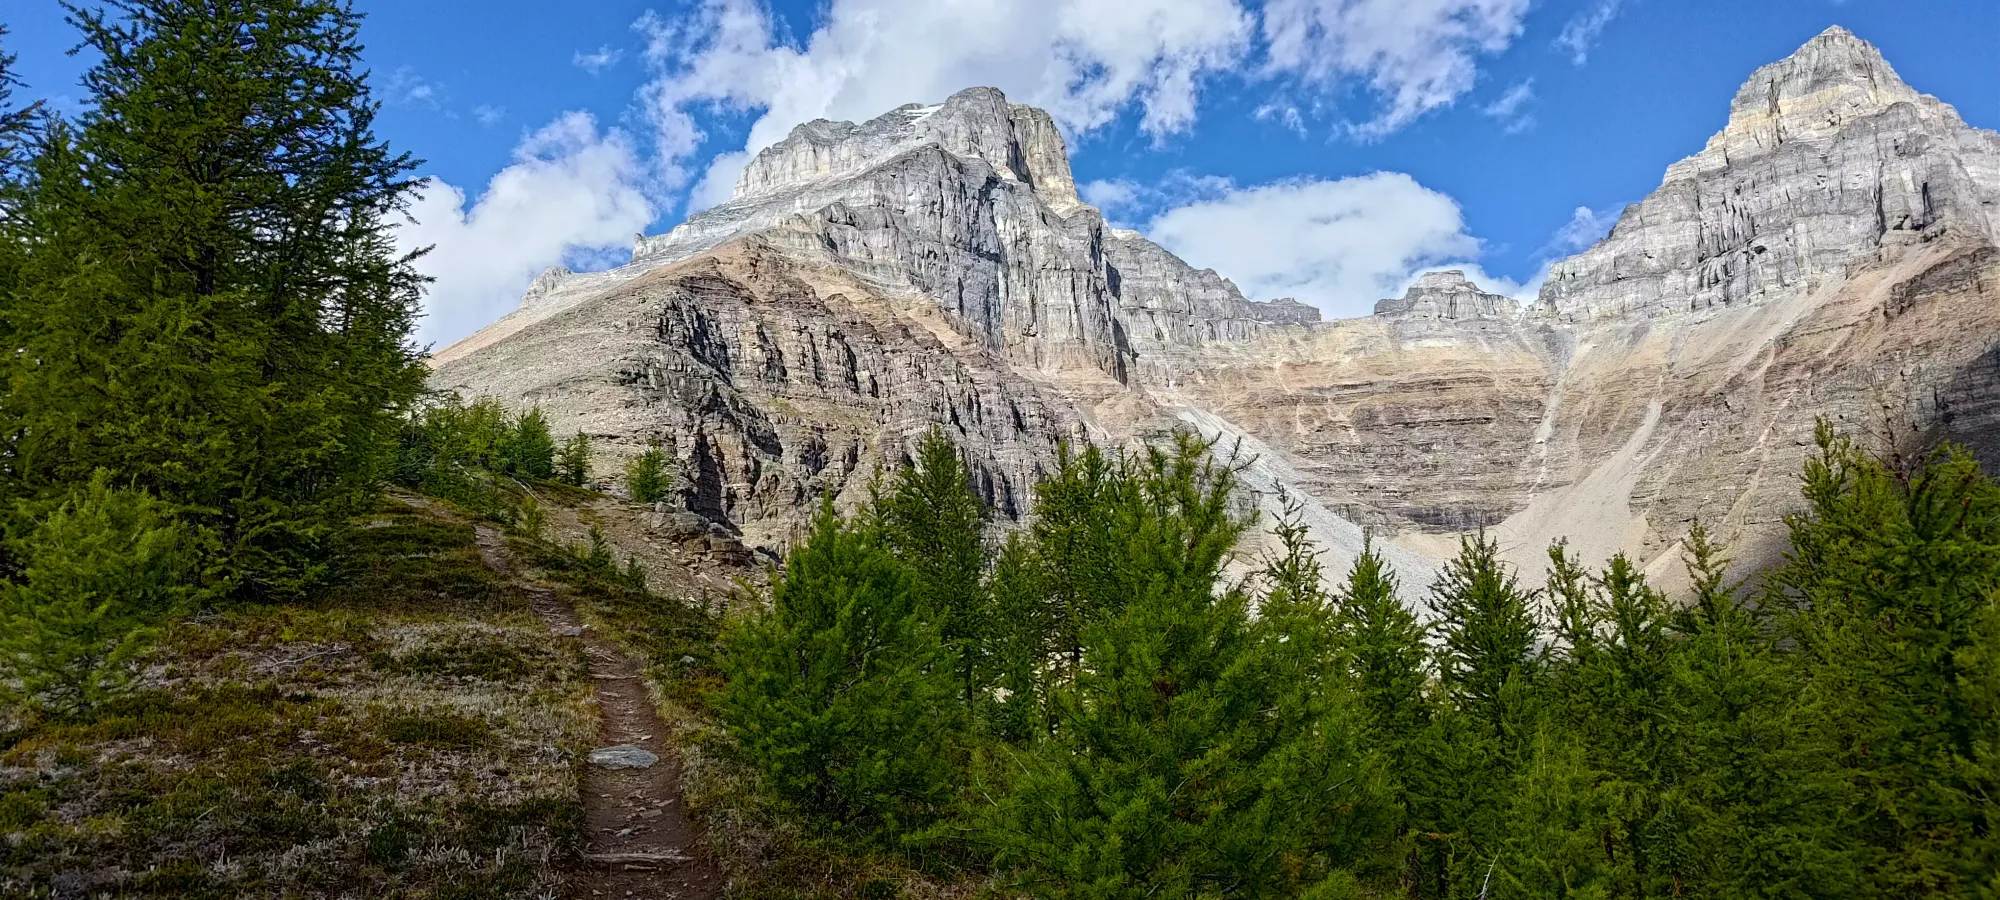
[1375,271,1520,321]
[434,27,2000,600]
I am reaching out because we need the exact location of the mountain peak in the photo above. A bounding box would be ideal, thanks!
[1677,26,1951,175]
[729,86,1082,211]
[1374,269,1518,321]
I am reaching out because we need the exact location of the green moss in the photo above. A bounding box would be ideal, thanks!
[382,713,492,749]
[0,791,47,831]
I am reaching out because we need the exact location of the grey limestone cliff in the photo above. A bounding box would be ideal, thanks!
[436,26,2000,600]
[1536,26,2000,322]
[1374,270,1522,321]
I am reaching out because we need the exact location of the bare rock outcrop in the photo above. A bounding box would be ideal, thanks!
[1536,26,2000,323]
[1374,270,1522,322]
[433,27,2000,600]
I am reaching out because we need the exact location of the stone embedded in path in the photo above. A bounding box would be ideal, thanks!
[589,745,659,769]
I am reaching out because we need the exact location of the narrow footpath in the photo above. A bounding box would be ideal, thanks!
[472,523,724,900]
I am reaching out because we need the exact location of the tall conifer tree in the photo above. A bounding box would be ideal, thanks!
[2,0,425,598]
[881,428,992,710]
[1773,423,2000,895]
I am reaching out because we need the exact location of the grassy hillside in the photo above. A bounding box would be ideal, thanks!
[0,498,594,898]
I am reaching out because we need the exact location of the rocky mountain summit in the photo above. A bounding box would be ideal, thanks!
[1537,26,2000,323]
[1375,271,1521,321]
[433,27,2000,599]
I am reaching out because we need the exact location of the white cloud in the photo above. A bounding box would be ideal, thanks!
[1254,100,1308,135]
[384,66,442,108]
[1548,204,1618,253]
[1260,0,1533,137]
[574,45,626,74]
[1480,79,1535,133]
[398,112,657,347]
[1080,178,1142,216]
[1557,0,1624,65]
[1142,173,1482,319]
[632,0,1254,210]
[473,104,506,127]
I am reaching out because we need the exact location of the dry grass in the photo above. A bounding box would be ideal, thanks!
[0,500,595,898]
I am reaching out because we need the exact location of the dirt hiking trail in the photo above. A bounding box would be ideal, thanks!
[470,520,725,900]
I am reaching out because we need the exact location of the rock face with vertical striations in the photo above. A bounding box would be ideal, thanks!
[1536,26,2000,323]
[434,27,2000,601]
[1374,270,1522,321]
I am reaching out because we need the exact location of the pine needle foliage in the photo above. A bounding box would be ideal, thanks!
[0,0,426,599]
[626,446,673,505]
[880,428,992,712]
[719,504,957,841]
[0,471,191,717]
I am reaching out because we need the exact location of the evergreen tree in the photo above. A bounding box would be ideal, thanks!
[718,504,957,839]
[625,446,671,504]
[1494,727,1616,899]
[1666,522,1857,898]
[1,0,426,598]
[1029,441,1122,682]
[881,428,992,711]
[1338,536,1429,744]
[0,24,42,190]
[1414,533,1544,898]
[1772,423,2000,895]
[985,532,1046,743]
[501,407,555,480]
[0,471,191,717]
[556,431,592,486]
[985,433,1392,898]
[1427,532,1541,732]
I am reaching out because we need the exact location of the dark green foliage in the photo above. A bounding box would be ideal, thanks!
[1027,441,1123,681]
[880,428,992,712]
[626,446,673,504]
[0,472,192,717]
[982,434,1393,898]
[0,0,426,599]
[502,408,556,480]
[719,506,957,839]
[0,25,42,191]
[1427,531,1540,732]
[690,419,2000,899]
[1340,535,1428,745]
[391,396,570,516]
[1771,422,2000,896]
[1662,523,1857,898]
[556,431,593,486]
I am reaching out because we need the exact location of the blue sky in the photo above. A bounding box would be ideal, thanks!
[7,1,1999,345]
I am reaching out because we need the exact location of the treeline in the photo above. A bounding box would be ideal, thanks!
[0,3,434,715]
[720,425,2000,898]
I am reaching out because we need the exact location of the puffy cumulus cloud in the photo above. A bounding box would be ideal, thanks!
[1261,0,1532,137]
[632,0,1254,209]
[398,112,656,348]
[1142,173,1482,319]
[1080,178,1142,217]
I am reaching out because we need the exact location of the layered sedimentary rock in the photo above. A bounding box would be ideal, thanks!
[434,27,2000,597]
[1537,26,2000,322]
[1373,270,1521,321]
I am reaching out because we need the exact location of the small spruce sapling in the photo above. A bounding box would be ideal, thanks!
[557,432,592,486]
[626,447,672,505]
[0,472,192,717]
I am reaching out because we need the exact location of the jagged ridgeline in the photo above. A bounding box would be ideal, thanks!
[434,26,2000,598]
